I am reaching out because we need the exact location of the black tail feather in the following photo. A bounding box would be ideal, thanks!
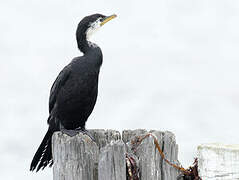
[30,129,54,172]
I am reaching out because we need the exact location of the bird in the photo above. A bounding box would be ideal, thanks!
[30,13,117,172]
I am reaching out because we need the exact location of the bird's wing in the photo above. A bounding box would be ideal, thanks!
[49,65,71,113]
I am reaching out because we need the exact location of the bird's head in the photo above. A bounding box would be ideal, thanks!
[76,13,117,52]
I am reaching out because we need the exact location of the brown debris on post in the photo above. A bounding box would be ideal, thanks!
[126,153,139,180]
[179,159,202,180]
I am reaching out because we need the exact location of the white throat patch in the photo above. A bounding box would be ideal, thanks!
[86,18,102,41]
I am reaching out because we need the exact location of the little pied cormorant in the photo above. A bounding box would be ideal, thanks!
[30,13,117,172]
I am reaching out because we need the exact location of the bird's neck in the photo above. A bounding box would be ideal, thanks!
[77,33,99,54]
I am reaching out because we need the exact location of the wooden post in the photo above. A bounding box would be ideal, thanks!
[98,140,126,180]
[123,130,180,180]
[52,129,180,180]
[197,143,239,179]
[52,132,99,180]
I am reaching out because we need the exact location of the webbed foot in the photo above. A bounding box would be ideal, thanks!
[61,128,78,137]
[61,127,95,141]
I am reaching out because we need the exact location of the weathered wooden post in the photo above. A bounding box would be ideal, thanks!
[52,132,99,180]
[197,143,239,180]
[123,130,180,179]
[98,140,126,180]
[52,129,181,180]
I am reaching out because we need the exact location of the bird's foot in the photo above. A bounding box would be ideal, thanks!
[61,127,95,141]
[61,128,78,137]
[75,127,95,141]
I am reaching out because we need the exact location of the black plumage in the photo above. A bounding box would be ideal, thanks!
[30,13,116,172]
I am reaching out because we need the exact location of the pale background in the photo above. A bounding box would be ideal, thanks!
[1,0,239,179]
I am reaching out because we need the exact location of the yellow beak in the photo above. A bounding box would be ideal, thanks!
[100,14,117,26]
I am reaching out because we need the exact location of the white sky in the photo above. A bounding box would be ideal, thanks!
[1,0,239,179]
